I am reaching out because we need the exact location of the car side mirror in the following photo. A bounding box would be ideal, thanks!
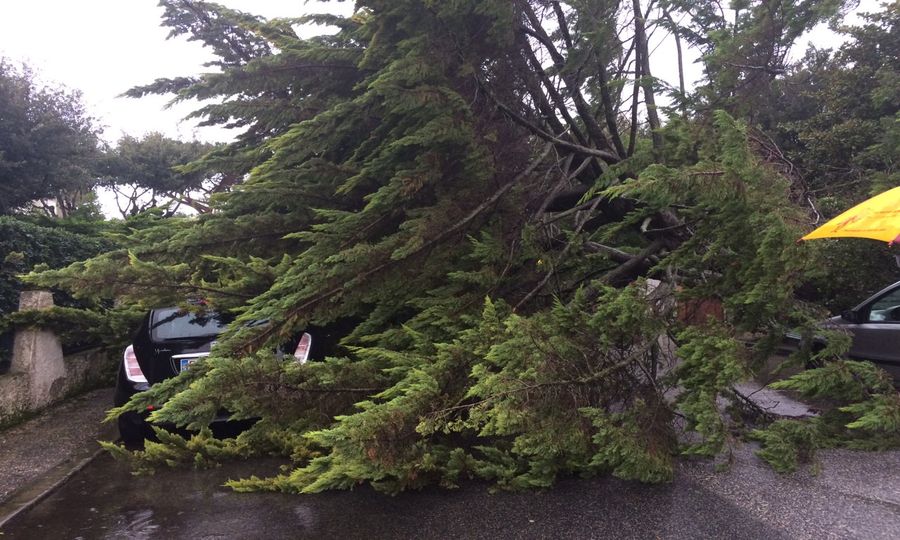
[841,310,860,323]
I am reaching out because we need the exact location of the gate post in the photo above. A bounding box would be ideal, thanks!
[10,290,66,407]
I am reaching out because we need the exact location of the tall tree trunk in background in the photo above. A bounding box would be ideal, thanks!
[627,35,643,157]
[633,0,663,154]
[664,8,687,118]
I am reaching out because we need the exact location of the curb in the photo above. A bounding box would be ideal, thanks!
[0,446,106,530]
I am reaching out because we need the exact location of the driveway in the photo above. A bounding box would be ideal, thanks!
[1,444,899,539]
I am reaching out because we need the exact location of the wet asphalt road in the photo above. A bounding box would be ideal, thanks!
[3,445,899,539]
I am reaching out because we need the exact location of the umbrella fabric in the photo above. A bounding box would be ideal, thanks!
[802,186,900,245]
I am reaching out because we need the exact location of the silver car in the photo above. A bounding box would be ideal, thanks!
[792,281,900,380]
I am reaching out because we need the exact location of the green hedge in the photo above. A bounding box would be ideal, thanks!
[0,216,114,368]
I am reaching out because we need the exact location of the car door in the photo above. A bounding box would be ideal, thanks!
[846,284,900,379]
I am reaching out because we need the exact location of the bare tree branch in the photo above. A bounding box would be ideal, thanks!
[481,80,620,164]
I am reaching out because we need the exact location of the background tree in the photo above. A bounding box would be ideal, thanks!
[101,132,226,217]
[0,59,102,217]
[768,3,900,311]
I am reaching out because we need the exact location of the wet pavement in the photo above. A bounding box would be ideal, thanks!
[0,388,115,505]
[2,454,785,539]
[1,384,898,539]
[2,443,899,539]
[683,445,900,539]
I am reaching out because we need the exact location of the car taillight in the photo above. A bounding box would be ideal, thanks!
[293,333,313,364]
[123,344,147,384]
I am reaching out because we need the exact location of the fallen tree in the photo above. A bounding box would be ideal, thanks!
[24,0,899,491]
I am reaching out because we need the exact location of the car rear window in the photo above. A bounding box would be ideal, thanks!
[150,308,230,341]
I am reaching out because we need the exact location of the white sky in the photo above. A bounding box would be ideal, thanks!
[0,0,353,144]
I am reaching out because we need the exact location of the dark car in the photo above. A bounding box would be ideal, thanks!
[785,280,900,381]
[114,307,314,445]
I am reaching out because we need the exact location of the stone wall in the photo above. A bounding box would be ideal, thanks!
[0,291,116,427]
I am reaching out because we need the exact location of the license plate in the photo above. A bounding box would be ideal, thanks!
[179,358,197,372]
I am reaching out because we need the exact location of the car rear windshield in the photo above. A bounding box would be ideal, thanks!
[150,308,230,341]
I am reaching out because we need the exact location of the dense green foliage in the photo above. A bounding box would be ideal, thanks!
[22,0,900,490]
[752,360,900,471]
[0,217,112,314]
[0,59,102,216]
[0,216,115,364]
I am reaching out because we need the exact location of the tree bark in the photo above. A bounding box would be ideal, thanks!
[664,9,687,117]
[633,0,664,155]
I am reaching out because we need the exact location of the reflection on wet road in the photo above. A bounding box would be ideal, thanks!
[1,454,790,539]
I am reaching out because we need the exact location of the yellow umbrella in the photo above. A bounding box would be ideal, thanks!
[802,186,900,245]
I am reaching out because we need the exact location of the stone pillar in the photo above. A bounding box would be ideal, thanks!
[11,290,67,408]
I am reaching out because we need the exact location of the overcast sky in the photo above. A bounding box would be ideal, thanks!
[0,0,883,146]
[0,0,353,144]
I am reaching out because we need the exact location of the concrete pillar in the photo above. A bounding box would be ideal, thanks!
[10,290,67,407]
